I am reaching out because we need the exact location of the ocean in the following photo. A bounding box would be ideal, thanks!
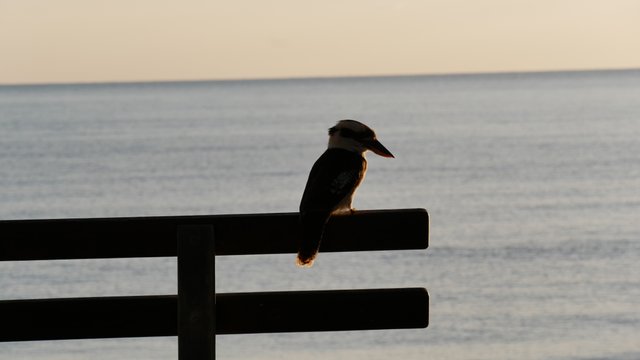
[0,70,639,359]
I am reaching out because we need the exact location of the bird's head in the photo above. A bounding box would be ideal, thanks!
[327,119,394,158]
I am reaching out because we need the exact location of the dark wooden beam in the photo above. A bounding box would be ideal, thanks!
[217,287,429,334]
[0,209,428,261]
[0,288,428,342]
[0,295,176,341]
[177,225,215,360]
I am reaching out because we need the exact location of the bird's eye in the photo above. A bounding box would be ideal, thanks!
[340,128,356,138]
[328,127,338,135]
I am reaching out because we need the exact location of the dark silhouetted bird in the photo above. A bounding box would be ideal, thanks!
[297,120,394,267]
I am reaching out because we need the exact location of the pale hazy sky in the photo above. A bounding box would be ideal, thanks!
[1,0,639,84]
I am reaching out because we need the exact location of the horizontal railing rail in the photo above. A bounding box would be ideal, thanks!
[0,208,428,260]
[0,288,429,342]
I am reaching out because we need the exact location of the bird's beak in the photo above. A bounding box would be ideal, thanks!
[364,139,394,158]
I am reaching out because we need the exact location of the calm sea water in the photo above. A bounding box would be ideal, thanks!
[1,70,639,359]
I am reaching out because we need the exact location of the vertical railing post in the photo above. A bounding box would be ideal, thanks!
[178,225,215,360]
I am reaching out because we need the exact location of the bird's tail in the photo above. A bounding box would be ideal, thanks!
[297,211,330,267]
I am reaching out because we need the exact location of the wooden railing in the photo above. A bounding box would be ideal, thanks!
[0,208,429,359]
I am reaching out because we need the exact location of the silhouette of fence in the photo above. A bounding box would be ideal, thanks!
[0,208,429,359]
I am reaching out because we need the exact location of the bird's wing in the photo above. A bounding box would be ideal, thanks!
[329,170,359,197]
[299,149,365,213]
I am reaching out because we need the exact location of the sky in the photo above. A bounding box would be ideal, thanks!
[1,0,639,85]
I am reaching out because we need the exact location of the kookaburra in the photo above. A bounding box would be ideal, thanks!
[297,120,394,267]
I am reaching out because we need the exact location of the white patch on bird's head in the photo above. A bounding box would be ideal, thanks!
[327,119,376,155]
[327,119,395,158]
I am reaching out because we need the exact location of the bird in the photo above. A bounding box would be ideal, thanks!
[297,119,394,267]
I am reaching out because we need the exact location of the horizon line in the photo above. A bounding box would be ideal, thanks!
[1,66,639,88]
